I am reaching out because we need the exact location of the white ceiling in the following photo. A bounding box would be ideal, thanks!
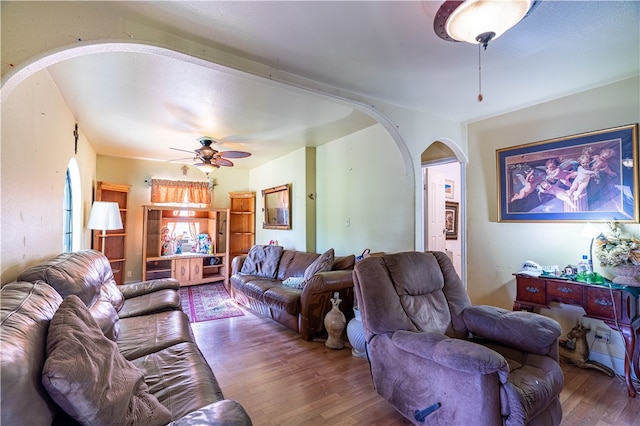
[46,1,640,169]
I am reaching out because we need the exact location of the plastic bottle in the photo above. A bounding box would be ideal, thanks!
[576,256,588,274]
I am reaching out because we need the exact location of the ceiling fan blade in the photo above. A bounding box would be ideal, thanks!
[219,150,251,159]
[214,158,234,167]
[170,147,196,154]
[166,156,195,162]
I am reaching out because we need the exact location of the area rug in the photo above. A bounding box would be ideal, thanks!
[179,283,244,323]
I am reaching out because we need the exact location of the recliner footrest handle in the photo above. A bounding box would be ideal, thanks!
[414,402,441,422]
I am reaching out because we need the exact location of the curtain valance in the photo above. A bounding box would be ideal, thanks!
[150,179,211,205]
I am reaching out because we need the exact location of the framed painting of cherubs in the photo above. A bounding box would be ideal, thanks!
[497,124,638,223]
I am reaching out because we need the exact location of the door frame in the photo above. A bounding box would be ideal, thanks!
[422,157,466,287]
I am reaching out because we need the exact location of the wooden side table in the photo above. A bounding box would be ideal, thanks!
[513,274,640,398]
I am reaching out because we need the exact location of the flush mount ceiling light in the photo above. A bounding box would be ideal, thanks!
[434,0,538,101]
[434,0,534,47]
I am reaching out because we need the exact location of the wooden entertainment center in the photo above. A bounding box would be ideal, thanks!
[513,274,640,397]
[141,205,230,288]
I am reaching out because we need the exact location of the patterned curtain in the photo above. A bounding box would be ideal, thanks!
[150,179,211,205]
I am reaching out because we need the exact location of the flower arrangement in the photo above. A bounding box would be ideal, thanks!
[593,222,640,267]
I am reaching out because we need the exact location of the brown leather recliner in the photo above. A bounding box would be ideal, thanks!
[353,251,563,425]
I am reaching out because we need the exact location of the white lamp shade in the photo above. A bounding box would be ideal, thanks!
[87,201,123,231]
[195,162,218,175]
[446,0,532,44]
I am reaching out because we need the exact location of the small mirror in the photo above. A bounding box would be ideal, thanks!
[262,184,291,229]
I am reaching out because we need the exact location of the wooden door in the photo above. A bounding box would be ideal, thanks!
[424,168,446,252]
[175,258,191,284]
[190,258,203,282]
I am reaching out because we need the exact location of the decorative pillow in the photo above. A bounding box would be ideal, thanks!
[240,245,284,278]
[282,276,306,289]
[42,295,171,426]
[304,248,335,281]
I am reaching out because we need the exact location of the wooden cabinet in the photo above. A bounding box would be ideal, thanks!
[513,274,640,397]
[141,205,230,287]
[175,258,202,285]
[229,191,255,265]
[93,181,130,285]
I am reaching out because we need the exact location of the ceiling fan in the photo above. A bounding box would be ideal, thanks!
[170,137,251,175]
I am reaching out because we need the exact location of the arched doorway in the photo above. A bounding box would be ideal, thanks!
[422,141,466,285]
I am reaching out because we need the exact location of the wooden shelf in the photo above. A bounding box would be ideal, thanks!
[141,205,230,288]
[93,181,130,285]
[229,191,255,268]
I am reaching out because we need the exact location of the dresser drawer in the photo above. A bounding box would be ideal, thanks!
[546,281,584,304]
[586,287,622,321]
[516,276,546,305]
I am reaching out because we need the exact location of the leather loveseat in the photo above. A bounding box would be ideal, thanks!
[1,249,251,426]
[230,245,355,341]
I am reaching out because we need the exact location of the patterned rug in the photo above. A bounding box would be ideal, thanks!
[179,283,244,323]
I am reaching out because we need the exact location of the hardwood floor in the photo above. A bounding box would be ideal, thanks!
[191,307,640,426]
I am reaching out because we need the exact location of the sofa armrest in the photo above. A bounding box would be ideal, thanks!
[169,400,252,426]
[117,278,180,299]
[300,270,354,299]
[298,270,354,341]
[231,256,247,276]
[392,330,509,383]
[462,305,561,357]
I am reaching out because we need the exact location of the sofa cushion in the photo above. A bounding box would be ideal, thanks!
[240,245,284,278]
[333,254,356,271]
[1,281,62,426]
[276,250,319,279]
[117,310,193,361]
[17,250,124,311]
[304,248,335,281]
[89,296,120,341]
[232,277,281,302]
[42,295,172,426]
[118,288,181,318]
[169,400,252,426]
[262,286,301,315]
[131,342,224,420]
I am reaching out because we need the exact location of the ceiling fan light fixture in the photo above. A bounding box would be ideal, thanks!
[436,0,533,45]
[194,161,218,175]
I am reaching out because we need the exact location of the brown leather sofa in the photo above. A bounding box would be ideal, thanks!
[1,249,251,426]
[230,246,355,341]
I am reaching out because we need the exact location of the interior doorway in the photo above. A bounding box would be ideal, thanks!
[422,142,465,284]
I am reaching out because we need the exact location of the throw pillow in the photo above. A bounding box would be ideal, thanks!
[304,248,335,281]
[42,295,172,426]
[282,276,306,289]
[240,245,284,278]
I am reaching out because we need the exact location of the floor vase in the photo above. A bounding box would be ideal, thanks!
[324,292,346,349]
[346,307,366,358]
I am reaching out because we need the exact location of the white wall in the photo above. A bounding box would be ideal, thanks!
[1,69,96,284]
[467,76,640,374]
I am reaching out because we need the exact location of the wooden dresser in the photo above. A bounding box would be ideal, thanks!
[513,274,640,397]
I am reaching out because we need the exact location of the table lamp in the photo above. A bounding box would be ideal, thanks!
[87,201,123,254]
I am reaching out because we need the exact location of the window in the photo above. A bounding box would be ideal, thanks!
[63,158,82,252]
[62,169,72,252]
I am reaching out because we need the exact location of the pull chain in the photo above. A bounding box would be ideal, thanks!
[475,31,493,102]
[477,42,483,102]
